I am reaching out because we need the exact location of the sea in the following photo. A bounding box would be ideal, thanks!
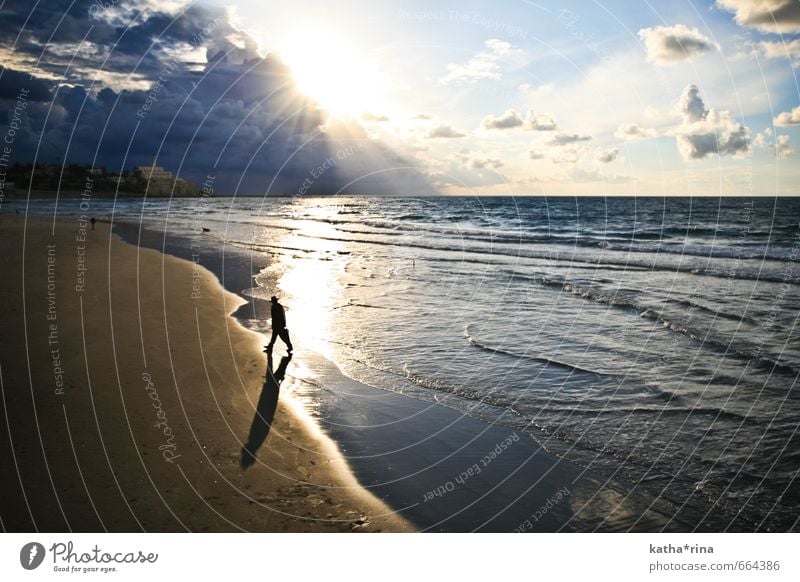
[19,195,800,531]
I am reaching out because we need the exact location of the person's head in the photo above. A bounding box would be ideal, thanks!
[270,296,278,303]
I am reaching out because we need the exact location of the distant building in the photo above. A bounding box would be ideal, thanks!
[132,157,198,197]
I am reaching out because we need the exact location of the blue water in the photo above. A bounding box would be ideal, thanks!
[19,195,800,531]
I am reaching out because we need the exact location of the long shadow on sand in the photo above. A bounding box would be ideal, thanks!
[240,353,292,469]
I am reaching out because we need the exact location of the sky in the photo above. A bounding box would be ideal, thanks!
[1,0,799,195]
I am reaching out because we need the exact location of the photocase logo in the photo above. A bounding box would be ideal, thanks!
[20,542,46,570]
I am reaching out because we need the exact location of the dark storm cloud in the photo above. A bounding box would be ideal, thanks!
[0,0,434,195]
[0,68,52,101]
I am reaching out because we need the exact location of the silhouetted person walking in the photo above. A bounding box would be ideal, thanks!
[266,295,293,354]
[90,217,96,230]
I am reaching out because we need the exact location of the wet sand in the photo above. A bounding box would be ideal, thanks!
[290,352,691,532]
[0,214,411,532]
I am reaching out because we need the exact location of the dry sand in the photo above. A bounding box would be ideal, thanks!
[0,214,411,532]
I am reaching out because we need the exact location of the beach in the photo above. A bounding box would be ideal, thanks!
[0,208,685,534]
[3,195,798,533]
[0,213,410,532]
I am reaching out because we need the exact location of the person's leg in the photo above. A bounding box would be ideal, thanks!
[278,328,293,351]
[266,329,278,350]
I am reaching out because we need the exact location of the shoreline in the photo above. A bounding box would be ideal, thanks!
[113,218,696,532]
[0,213,411,532]
[290,351,692,532]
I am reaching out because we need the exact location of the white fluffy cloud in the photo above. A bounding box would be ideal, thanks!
[432,152,509,189]
[361,112,389,122]
[716,0,800,34]
[774,105,800,125]
[547,132,592,146]
[550,145,589,164]
[755,128,794,158]
[428,124,466,138]
[774,134,794,158]
[682,86,709,122]
[440,38,517,84]
[481,109,558,131]
[454,151,504,169]
[675,85,750,160]
[526,111,558,131]
[615,123,658,140]
[470,157,504,169]
[482,109,524,129]
[638,25,717,65]
[519,82,555,99]
[595,147,621,163]
[759,39,800,67]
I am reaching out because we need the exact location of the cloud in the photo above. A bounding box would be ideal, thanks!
[615,123,657,140]
[413,113,433,120]
[431,152,509,189]
[550,146,589,164]
[0,1,258,91]
[481,109,558,131]
[675,85,750,160]
[485,39,513,53]
[569,167,632,183]
[770,134,794,158]
[0,0,434,195]
[519,82,555,98]
[526,111,558,131]
[755,128,794,158]
[428,124,466,138]
[440,38,518,84]
[90,0,193,27]
[638,25,717,65]
[774,134,794,158]
[680,85,709,123]
[547,132,592,146]
[482,109,524,129]
[529,149,546,160]
[0,67,52,101]
[716,0,800,34]
[470,158,504,169]
[595,147,621,163]
[361,112,389,122]
[759,39,800,66]
[774,105,800,125]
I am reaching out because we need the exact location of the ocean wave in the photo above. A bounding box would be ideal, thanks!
[463,324,607,377]
[282,231,799,284]
[530,275,800,376]
[281,215,797,262]
[560,405,759,425]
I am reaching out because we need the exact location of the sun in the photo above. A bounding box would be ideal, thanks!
[278,28,386,118]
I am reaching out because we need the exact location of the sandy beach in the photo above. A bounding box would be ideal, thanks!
[0,214,410,532]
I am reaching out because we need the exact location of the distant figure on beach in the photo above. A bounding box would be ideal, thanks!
[90,217,96,231]
[266,296,293,354]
